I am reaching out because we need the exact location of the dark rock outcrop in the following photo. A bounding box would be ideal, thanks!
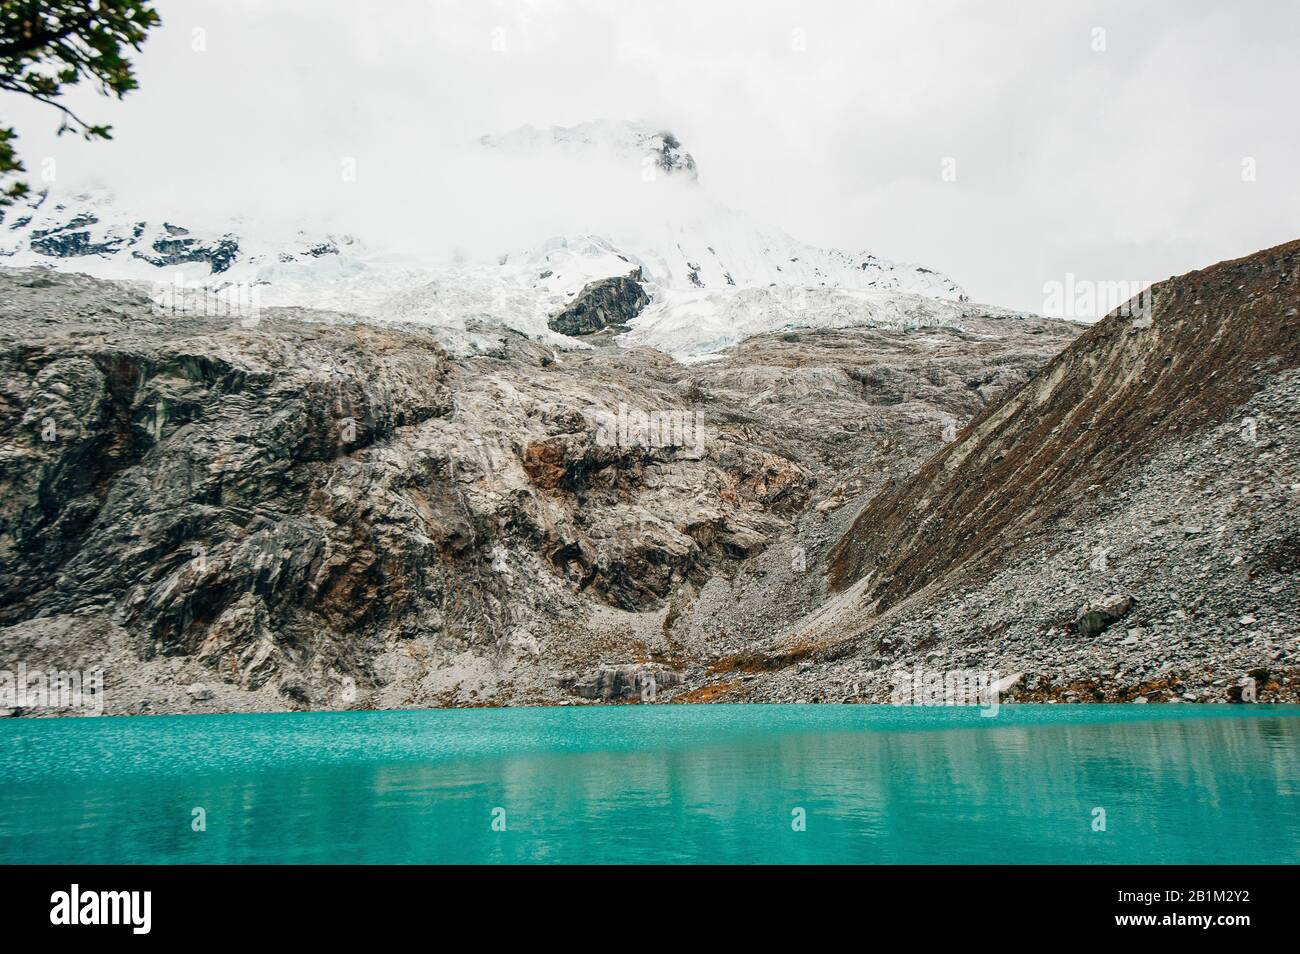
[652,131,696,179]
[547,275,648,336]
[132,235,241,273]
[28,214,128,258]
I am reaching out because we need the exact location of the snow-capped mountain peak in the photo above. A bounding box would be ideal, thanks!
[0,121,969,361]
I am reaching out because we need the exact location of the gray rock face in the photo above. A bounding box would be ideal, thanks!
[0,269,465,705]
[0,266,1081,714]
[547,275,649,336]
[557,665,683,700]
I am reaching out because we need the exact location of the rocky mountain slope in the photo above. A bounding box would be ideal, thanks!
[0,266,1077,714]
[743,239,1300,705]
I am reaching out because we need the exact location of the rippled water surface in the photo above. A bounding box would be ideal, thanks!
[1,705,1297,863]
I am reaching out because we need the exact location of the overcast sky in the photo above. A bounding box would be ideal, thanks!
[5,0,1298,314]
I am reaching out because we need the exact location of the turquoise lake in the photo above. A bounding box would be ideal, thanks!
[1,704,1298,864]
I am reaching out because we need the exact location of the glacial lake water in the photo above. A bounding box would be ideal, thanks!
[1,704,1298,864]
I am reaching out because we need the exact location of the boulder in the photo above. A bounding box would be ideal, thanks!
[1076,595,1136,638]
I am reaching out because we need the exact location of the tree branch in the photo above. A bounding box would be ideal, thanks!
[0,79,102,136]
[0,12,100,61]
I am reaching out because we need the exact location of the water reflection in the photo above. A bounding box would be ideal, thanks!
[1,708,1297,863]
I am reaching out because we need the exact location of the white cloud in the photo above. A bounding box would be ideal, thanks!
[3,0,1297,314]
